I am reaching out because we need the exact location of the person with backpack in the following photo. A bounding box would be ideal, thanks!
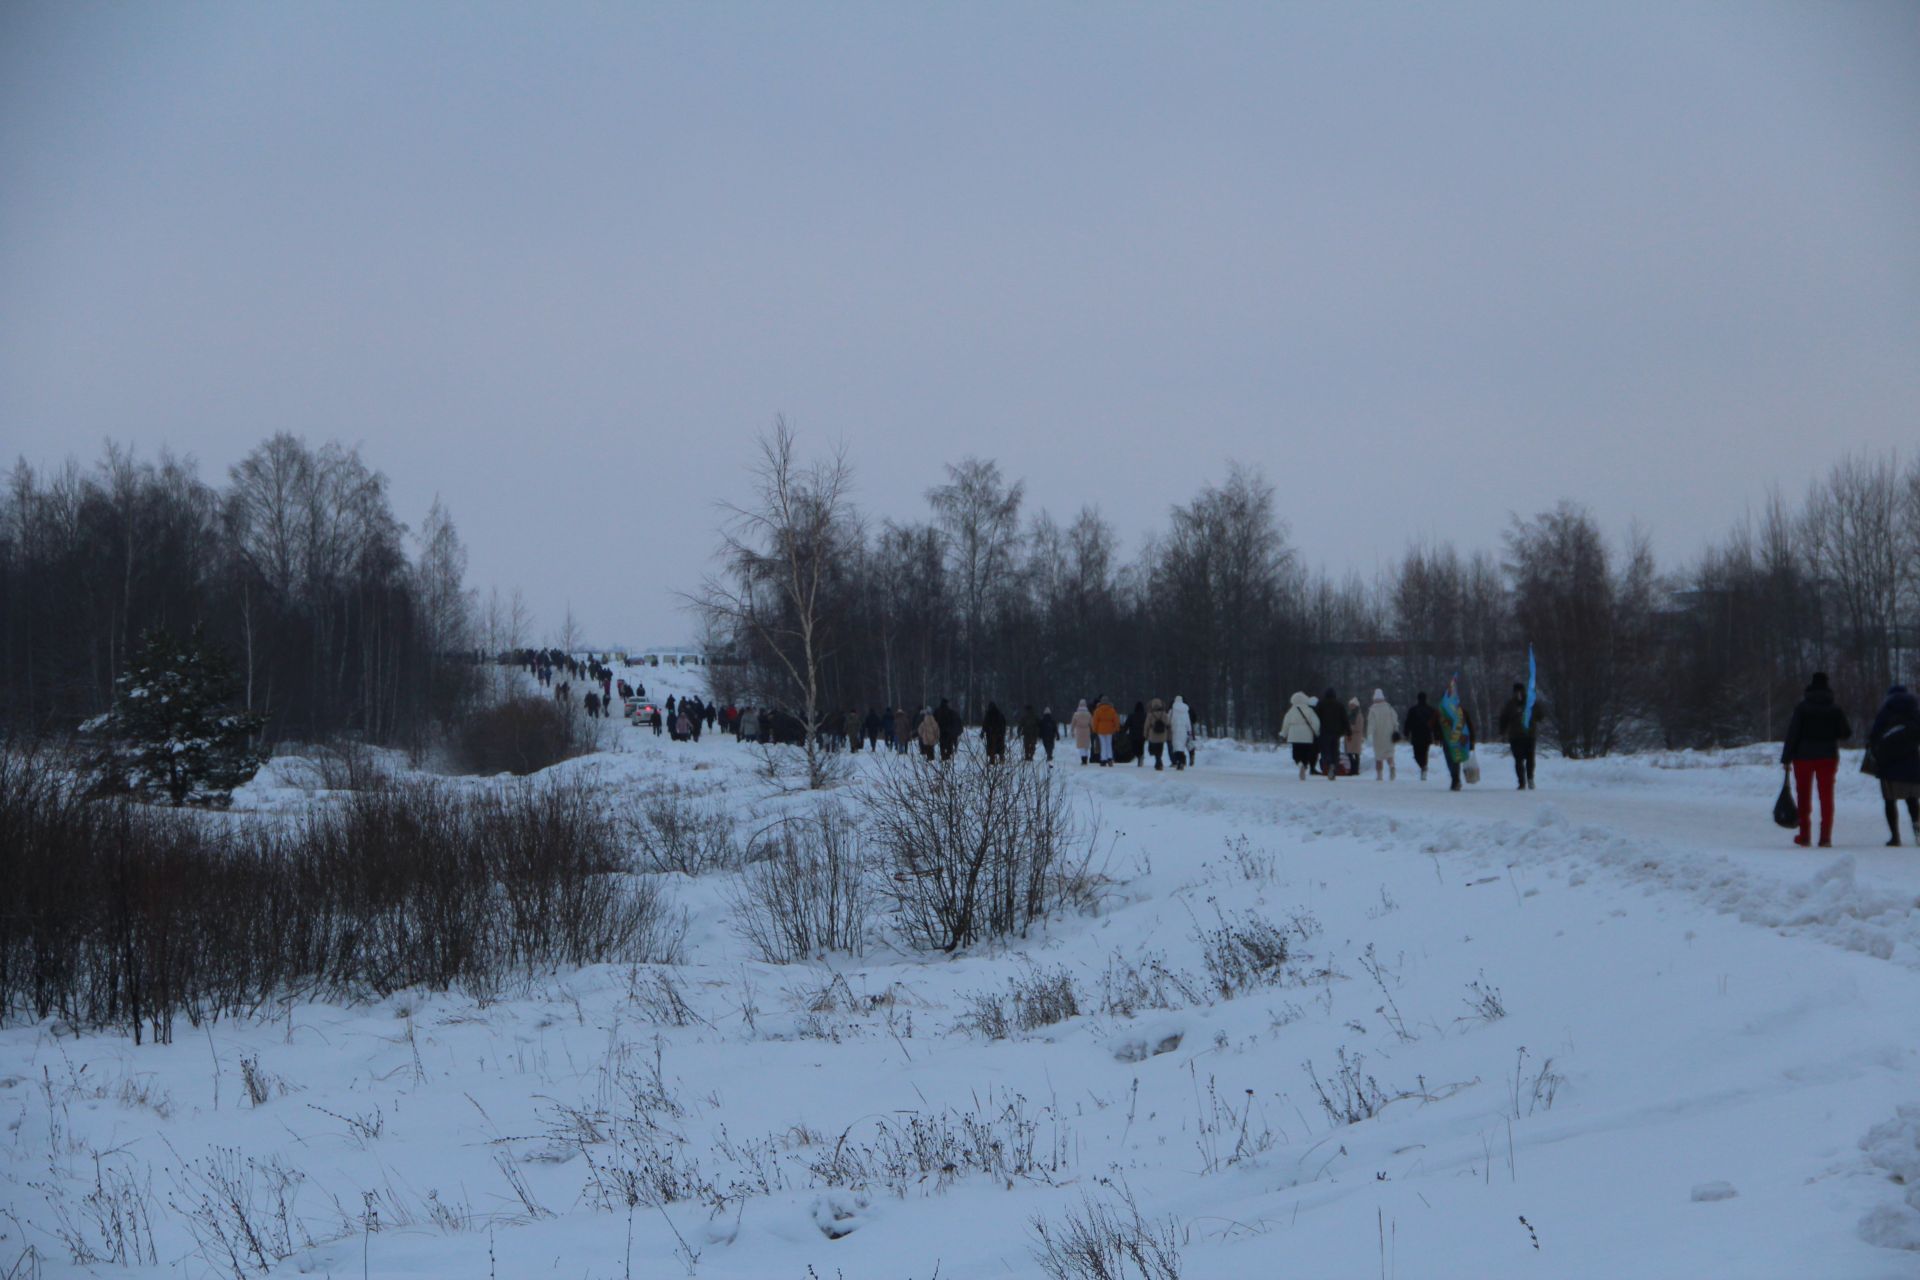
[1867,684,1920,847]
[1145,698,1172,770]
[1281,691,1321,781]
[1403,692,1438,780]
[1781,671,1852,848]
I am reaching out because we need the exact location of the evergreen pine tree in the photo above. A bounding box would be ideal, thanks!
[87,626,266,807]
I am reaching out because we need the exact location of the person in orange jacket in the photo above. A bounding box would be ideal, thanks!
[1091,697,1122,767]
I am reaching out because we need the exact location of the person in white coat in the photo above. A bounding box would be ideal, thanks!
[1168,696,1194,770]
[1366,688,1400,780]
[1281,691,1321,781]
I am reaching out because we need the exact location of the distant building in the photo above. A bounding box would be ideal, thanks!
[629,647,707,668]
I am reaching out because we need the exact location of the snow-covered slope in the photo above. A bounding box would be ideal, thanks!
[6,726,1918,1278]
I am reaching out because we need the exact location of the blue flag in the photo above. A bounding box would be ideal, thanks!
[1524,645,1537,731]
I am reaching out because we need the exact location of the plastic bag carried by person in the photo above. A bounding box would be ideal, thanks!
[1463,754,1481,786]
[1773,774,1798,828]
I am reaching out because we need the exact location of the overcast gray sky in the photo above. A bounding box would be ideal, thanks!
[4,1,1916,647]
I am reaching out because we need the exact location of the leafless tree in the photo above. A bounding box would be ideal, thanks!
[929,456,1024,718]
[689,418,854,790]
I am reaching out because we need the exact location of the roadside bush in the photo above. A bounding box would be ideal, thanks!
[962,965,1080,1040]
[628,782,743,875]
[1193,911,1290,1000]
[728,803,868,962]
[1031,1186,1184,1280]
[0,743,677,1041]
[447,697,585,776]
[864,751,1095,952]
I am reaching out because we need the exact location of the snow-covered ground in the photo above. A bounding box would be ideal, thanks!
[6,668,1920,1278]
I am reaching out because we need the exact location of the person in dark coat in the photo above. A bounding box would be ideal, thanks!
[1318,688,1349,780]
[1016,705,1040,762]
[1404,692,1439,781]
[1867,684,1920,847]
[1781,671,1852,847]
[934,699,961,761]
[865,709,883,751]
[982,702,1009,763]
[1496,683,1539,790]
[1126,701,1148,768]
[1037,707,1059,762]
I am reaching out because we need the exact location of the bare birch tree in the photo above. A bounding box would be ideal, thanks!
[690,418,854,790]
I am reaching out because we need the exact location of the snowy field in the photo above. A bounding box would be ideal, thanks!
[6,665,1920,1279]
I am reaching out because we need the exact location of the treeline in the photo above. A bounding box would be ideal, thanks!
[706,431,1920,756]
[0,435,480,747]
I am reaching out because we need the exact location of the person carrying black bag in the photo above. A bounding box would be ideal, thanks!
[1780,671,1851,848]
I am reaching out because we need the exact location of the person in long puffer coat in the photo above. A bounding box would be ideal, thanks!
[893,706,912,753]
[915,707,939,760]
[1070,700,1094,764]
[1366,689,1399,781]
[1281,691,1321,781]
[1318,689,1348,781]
[1145,698,1172,770]
[1866,684,1920,846]
[1168,696,1194,770]
[983,702,1009,763]
[1342,697,1365,775]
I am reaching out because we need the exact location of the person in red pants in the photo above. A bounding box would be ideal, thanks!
[1780,671,1852,847]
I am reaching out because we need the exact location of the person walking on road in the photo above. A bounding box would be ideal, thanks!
[1070,700,1093,765]
[1281,691,1321,781]
[1497,682,1540,790]
[1866,684,1920,847]
[1318,689,1348,781]
[1404,693,1438,780]
[1366,689,1399,781]
[1168,696,1193,770]
[1781,671,1851,848]
[1092,697,1121,766]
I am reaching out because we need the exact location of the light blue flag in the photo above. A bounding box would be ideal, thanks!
[1524,645,1537,731]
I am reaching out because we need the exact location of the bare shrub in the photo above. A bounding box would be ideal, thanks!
[728,803,869,962]
[962,966,1080,1040]
[1098,951,1201,1018]
[1305,1047,1391,1126]
[864,751,1094,952]
[277,738,389,792]
[168,1147,317,1278]
[1461,976,1506,1024]
[447,697,586,776]
[0,748,677,1040]
[1031,1185,1184,1280]
[806,1091,1067,1197]
[627,782,742,875]
[1193,910,1290,1000]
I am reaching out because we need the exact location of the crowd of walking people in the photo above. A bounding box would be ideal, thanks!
[538,648,1920,851]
